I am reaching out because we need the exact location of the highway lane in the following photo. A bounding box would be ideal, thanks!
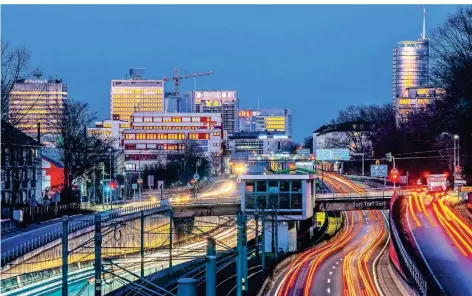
[269,173,389,296]
[406,190,472,295]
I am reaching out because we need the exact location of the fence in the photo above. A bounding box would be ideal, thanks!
[1,203,163,267]
[390,212,428,295]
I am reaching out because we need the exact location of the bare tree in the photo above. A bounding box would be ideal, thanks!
[1,41,43,126]
[46,99,115,195]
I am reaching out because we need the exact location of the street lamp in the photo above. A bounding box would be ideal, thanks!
[108,148,113,210]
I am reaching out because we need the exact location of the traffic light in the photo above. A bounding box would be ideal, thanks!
[109,181,117,190]
[391,173,398,182]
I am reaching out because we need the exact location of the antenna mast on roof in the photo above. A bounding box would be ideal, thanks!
[422,5,426,39]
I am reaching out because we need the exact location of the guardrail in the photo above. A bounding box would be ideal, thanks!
[1,203,164,267]
[390,213,428,295]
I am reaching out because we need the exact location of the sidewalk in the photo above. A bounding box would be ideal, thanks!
[376,249,418,296]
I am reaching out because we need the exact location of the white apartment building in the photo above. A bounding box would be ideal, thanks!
[123,112,223,171]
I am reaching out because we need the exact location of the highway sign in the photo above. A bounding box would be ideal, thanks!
[137,178,143,185]
[298,148,310,157]
[315,149,350,161]
[186,183,192,189]
[193,173,200,180]
[460,186,472,193]
[132,183,137,189]
[370,165,388,177]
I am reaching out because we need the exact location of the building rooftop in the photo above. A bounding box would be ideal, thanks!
[1,120,42,147]
[314,120,375,135]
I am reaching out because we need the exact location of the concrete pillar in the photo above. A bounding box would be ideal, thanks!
[177,278,197,296]
[264,220,298,253]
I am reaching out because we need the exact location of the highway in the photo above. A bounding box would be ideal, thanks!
[406,190,472,295]
[270,173,389,296]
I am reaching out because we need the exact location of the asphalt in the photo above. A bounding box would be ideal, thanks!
[408,201,472,296]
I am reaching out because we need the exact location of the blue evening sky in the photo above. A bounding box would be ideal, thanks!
[1,5,458,142]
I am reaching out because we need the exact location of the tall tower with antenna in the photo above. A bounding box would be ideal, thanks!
[392,6,430,124]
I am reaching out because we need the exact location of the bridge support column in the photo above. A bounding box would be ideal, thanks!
[169,209,173,275]
[236,211,248,296]
[206,238,216,296]
[264,220,297,254]
[140,210,145,278]
[177,278,197,296]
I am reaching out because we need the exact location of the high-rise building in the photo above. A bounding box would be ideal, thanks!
[8,78,67,138]
[110,69,164,122]
[393,7,429,122]
[193,90,238,135]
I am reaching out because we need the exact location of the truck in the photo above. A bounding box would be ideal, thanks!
[426,174,448,191]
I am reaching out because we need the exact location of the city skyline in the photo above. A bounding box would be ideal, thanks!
[1,4,459,141]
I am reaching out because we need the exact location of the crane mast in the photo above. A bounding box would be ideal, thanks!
[163,68,214,112]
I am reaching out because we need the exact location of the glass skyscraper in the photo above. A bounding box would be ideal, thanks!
[393,39,429,105]
[393,7,430,123]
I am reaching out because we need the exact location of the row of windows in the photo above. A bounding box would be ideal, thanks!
[133,126,202,130]
[133,116,213,123]
[125,143,186,151]
[125,133,215,140]
[245,180,302,193]
[113,88,163,95]
[399,99,430,105]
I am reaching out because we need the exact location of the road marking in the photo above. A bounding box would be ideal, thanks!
[329,271,332,275]
[336,261,339,265]
[327,287,331,293]
[332,266,336,269]
[327,278,331,283]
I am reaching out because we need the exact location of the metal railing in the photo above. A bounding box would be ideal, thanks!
[1,203,164,267]
[390,214,428,295]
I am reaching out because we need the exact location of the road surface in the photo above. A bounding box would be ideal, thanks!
[269,173,389,296]
[406,190,472,295]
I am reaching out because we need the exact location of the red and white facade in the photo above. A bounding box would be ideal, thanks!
[123,112,223,171]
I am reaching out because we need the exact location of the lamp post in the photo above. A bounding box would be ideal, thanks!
[454,134,460,185]
[108,148,113,210]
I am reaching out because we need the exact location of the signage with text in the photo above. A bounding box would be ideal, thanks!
[315,149,350,161]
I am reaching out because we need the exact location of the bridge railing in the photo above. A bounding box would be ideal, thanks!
[1,202,163,267]
[315,190,394,200]
[390,212,428,295]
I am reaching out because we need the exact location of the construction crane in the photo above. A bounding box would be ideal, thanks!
[163,68,214,112]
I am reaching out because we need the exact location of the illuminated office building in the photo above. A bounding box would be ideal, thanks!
[193,90,238,135]
[238,109,260,133]
[123,112,223,171]
[396,86,445,123]
[110,69,164,122]
[8,78,67,139]
[393,7,430,123]
[87,118,131,149]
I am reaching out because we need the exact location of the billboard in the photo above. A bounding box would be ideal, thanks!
[370,165,388,177]
[315,149,350,161]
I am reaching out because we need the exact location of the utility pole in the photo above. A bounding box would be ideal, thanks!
[255,214,259,263]
[236,211,247,296]
[94,214,102,296]
[206,238,216,296]
[261,210,266,272]
[140,210,145,278]
[169,209,173,274]
[62,216,69,296]
[274,203,278,260]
